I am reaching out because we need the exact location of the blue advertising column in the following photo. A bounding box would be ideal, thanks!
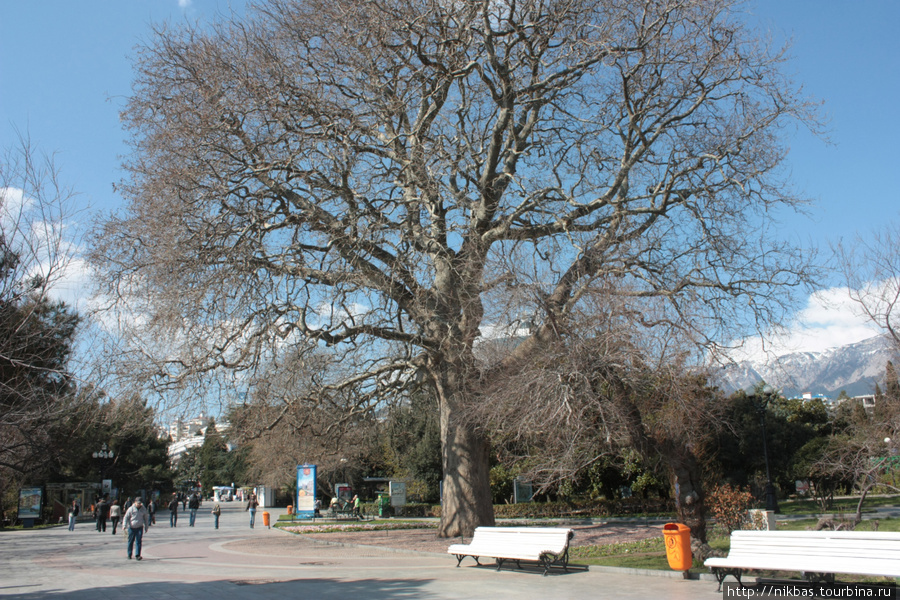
[296,465,317,519]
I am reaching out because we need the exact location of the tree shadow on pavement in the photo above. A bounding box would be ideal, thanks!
[0,577,438,600]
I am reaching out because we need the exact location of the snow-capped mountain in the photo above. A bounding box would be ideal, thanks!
[715,335,898,397]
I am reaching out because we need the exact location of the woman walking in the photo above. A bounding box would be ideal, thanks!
[246,493,258,528]
[109,499,121,535]
[67,500,79,531]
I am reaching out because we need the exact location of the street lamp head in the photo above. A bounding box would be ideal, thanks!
[745,382,775,398]
[93,443,114,459]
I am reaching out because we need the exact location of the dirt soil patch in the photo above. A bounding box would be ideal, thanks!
[292,523,664,555]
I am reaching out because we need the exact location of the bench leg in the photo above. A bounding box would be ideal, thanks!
[711,567,743,591]
[541,556,551,576]
[453,554,481,568]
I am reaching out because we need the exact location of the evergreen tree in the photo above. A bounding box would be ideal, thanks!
[886,361,900,401]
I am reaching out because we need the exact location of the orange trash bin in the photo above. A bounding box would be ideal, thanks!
[662,523,692,571]
[262,511,271,528]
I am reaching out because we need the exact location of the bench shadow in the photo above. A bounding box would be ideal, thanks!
[464,561,591,576]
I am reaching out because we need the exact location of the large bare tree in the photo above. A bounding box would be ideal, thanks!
[835,220,900,352]
[91,0,819,536]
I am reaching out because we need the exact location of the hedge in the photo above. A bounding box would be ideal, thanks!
[362,498,675,519]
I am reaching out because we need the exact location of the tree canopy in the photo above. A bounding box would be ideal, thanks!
[1,140,82,514]
[92,0,819,536]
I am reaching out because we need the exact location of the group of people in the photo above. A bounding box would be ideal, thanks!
[328,494,362,517]
[166,492,204,527]
[66,491,263,560]
[68,495,157,536]
[66,496,154,560]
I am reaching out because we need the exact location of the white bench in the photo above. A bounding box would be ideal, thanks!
[705,530,900,590]
[447,526,575,576]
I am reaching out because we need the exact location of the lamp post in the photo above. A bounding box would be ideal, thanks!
[92,443,114,497]
[747,384,779,513]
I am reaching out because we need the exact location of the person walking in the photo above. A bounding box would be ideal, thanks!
[67,500,79,531]
[123,497,150,560]
[95,497,108,532]
[168,494,178,527]
[188,493,200,526]
[109,499,121,535]
[211,502,221,529]
[352,494,361,518]
[121,498,133,538]
[246,493,258,528]
[147,498,157,526]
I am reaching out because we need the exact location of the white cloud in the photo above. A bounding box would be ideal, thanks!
[729,286,883,363]
[313,301,371,325]
[0,186,31,218]
[178,0,192,8]
[45,257,94,310]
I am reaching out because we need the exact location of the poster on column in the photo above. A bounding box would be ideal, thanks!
[296,464,317,518]
[17,487,42,520]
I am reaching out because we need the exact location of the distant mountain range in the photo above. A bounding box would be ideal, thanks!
[714,335,899,398]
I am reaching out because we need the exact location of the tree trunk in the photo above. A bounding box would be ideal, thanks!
[433,367,495,538]
[853,483,871,526]
[438,416,495,538]
[670,451,707,543]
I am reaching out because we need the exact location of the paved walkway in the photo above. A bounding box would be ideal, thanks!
[0,503,723,599]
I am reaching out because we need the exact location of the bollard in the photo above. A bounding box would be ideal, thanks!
[262,511,271,528]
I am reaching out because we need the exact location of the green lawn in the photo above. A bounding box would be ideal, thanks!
[776,516,900,532]
[573,518,900,575]
[571,532,730,569]
[777,495,900,516]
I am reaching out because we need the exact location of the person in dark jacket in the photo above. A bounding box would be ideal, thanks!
[188,493,200,526]
[168,494,179,527]
[95,497,109,532]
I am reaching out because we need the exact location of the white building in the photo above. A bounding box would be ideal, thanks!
[167,413,231,465]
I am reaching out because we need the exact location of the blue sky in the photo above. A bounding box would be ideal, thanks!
[2,0,898,361]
